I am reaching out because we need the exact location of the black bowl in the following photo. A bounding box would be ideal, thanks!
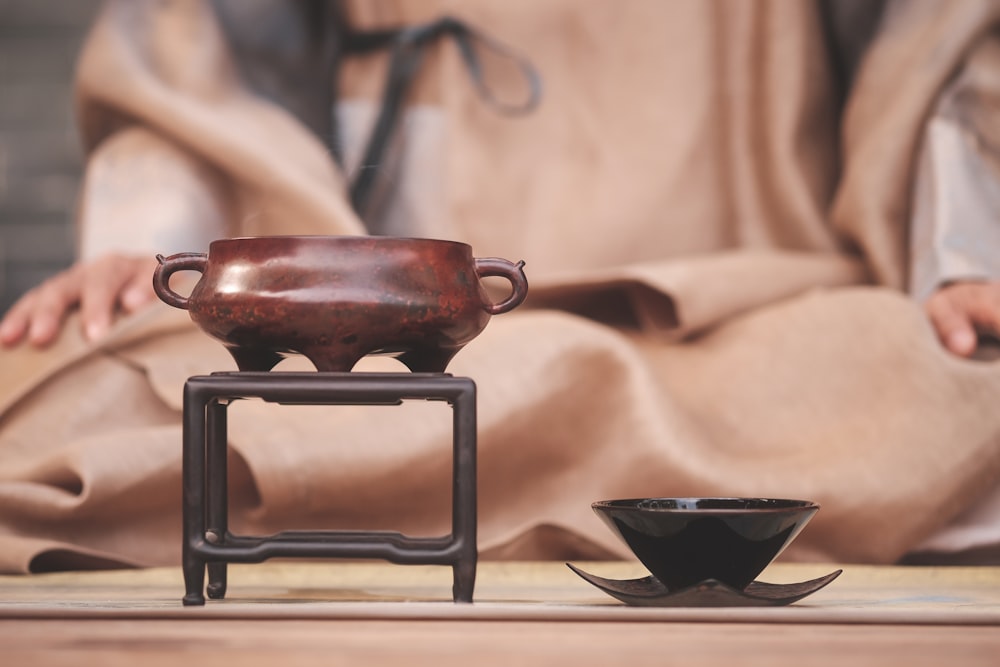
[592,498,819,592]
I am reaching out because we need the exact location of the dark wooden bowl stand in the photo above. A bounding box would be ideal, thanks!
[180,371,477,605]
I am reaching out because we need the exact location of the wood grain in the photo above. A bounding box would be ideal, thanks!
[1,562,998,666]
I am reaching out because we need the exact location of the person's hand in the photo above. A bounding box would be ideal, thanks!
[924,280,1000,357]
[0,253,159,348]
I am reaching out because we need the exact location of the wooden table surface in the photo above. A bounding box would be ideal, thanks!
[1,561,998,666]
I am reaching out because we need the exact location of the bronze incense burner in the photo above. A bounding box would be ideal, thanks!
[153,235,528,372]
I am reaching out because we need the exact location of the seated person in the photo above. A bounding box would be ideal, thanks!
[1,0,999,573]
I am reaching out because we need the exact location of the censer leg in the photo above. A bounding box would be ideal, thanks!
[398,347,458,374]
[301,347,364,373]
[226,346,284,372]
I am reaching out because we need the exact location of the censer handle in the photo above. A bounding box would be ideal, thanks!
[152,252,207,310]
[475,258,528,315]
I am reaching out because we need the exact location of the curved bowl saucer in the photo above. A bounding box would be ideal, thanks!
[567,563,842,608]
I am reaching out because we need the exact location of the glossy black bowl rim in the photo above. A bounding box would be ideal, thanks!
[592,497,820,513]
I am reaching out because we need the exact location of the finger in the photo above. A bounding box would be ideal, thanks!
[25,270,82,347]
[79,257,135,341]
[120,282,155,312]
[120,259,158,312]
[0,291,36,346]
[963,285,1000,341]
[925,291,978,357]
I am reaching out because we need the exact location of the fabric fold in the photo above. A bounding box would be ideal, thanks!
[528,250,869,339]
[75,0,365,239]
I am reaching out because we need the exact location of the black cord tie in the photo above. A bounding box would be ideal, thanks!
[341,16,542,220]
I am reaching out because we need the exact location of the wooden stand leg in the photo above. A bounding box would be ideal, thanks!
[452,378,477,602]
[206,399,229,600]
[182,382,208,606]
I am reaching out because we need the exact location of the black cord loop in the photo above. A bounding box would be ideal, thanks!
[341,16,542,219]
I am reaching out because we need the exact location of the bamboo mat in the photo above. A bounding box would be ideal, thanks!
[1,561,999,625]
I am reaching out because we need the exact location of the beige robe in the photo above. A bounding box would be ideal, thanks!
[2,0,1000,573]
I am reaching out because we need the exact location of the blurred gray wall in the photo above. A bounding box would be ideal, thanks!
[0,0,103,315]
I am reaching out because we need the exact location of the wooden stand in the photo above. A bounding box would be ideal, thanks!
[180,371,478,605]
